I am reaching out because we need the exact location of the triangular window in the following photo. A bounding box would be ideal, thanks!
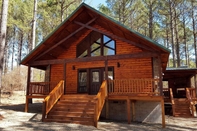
[77,33,116,58]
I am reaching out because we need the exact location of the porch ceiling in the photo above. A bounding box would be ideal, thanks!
[163,68,197,80]
[21,3,170,70]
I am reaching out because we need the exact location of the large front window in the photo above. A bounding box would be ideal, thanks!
[77,33,116,58]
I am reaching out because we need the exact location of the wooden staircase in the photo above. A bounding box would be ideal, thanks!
[43,95,97,126]
[42,80,107,127]
[172,98,192,117]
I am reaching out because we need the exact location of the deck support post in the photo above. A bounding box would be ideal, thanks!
[161,99,165,128]
[25,97,29,112]
[131,101,135,121]
[127,98,131,124]
[25,65,31,112]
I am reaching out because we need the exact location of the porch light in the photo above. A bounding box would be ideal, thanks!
[72,65,75,70]
[117,62,120,68]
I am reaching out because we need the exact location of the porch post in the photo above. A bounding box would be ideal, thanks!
[195,74,197,96]
[127,98,131,124]
[25,65,31,112]
[63,62,66,94]
[161,99,166,128]
[105,60,109,119]
[158,57,163,96]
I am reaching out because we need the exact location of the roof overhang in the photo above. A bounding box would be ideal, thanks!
[163,68,197,80]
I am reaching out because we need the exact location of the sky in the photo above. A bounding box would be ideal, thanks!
[84,0,106,9]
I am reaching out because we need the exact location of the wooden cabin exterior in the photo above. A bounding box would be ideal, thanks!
[21,3,170,127]
[163,68,197,117]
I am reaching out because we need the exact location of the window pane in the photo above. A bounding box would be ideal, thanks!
[103,67,114,80]
[104,47,115,56]
[91,43,100,51]
[78,71,87,92]
[106,41,115,49]
[78,50,87,58]
[91,48,101,56]
[103,35,111,43]
[96,38,101,43]
[91,43,101,56]
[79,72,87,85]
[92,71,99,82]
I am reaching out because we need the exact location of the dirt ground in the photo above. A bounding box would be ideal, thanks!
[0,91,197,131]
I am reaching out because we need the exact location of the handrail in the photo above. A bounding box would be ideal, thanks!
[42,80,64,121]
[187,88,196,99]
[169,88,174,104]
[169,88,176,116]
[108,79,159,96]
[29,81,59,95]
[94,80,108,127]
[186,88,196,117]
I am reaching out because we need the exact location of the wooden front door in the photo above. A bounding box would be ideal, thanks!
[90,69,102,95]
[78,67,113,94]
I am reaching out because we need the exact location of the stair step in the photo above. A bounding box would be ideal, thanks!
[47,114,94,120]
[56,101,96,105]
[50,108,94,113]
[61,95,96,99]
[48,111,94,116]
[52,105,95,110]
[44,119,95,126]
[43,94,100,127]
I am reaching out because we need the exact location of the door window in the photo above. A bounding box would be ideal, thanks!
[78,70,87,93]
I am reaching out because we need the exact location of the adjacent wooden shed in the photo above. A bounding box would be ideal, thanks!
[21,3,170,127]
[163,68,197,98]
[163,68,197,117]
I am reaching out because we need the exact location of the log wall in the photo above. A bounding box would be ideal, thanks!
[50,25,152,93]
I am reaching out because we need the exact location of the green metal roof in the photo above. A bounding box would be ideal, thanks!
[21,2,170,64]
[81,3,171,53]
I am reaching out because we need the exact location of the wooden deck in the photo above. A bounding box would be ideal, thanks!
[25,79,165,128]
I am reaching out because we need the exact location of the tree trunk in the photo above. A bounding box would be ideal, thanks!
[3,28,9,74]
[166,24,170,67]
[17,32,23,66]
[0,0,9,103]
[182,11,189,67]
[31,0,37,49]
[174,8,180,67]
[169,0,176,67]
[191,0,197,67]
[148,3,153,39]
[11,39,14,70]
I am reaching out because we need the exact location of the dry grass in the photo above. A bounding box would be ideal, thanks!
[1,66,45,92]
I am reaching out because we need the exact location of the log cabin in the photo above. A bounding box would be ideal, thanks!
[21,3,171,127]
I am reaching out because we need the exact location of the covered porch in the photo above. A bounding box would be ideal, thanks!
[25,77,166,127]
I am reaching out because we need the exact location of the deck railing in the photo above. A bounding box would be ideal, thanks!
[169,88,176,116]
[42,80,64,121]
[108,79,159,96]
[186,88,197,117]
[94,80,107,127]
[29,81,59,95]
